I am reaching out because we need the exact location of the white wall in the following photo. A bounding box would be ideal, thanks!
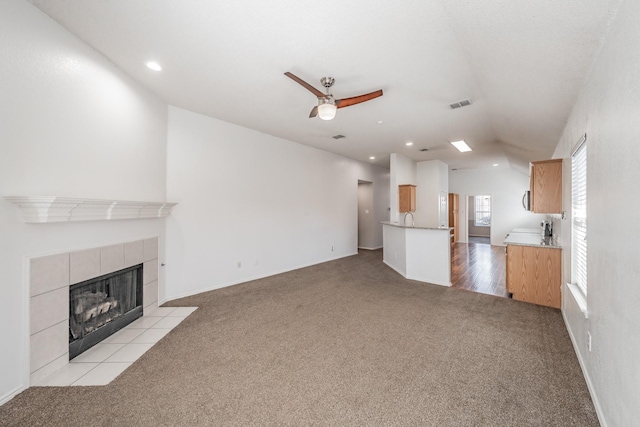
[553,0,640,424]
[389,153,417,223]
[0,1,168,402]
[415,160,448,227]
[165,106,388,300]
[449,168,545,245]
[372,171,390,246]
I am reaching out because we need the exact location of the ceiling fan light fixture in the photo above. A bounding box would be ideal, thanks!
[318,98,337,120]
[284,72,383,120]
[145,61,162,71]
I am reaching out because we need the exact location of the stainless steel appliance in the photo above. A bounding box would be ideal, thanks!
[522,190,531,211]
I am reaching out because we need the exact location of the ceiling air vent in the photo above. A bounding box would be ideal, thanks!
[419,148,429,152]
[332,134,346,140]
[449,99,472,109]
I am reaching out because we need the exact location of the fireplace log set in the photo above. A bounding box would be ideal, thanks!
[70,291,122,340]
[68,264,143,358]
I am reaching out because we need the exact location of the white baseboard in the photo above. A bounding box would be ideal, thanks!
[0,384,26,407]
[165,252,358,302]
[562,308,607,427]
[358,245,382,250]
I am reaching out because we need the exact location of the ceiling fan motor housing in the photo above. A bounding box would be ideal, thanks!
[321,77,335,90]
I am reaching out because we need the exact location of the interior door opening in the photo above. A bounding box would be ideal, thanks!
[467,194,491,245]
[357,180,374,250]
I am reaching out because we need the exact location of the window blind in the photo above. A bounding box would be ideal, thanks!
[474,195,491,227]
[571,136,587,295]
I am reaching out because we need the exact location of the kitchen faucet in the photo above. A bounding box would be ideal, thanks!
[403,212,414,226]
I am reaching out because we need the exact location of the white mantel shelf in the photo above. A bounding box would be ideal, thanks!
[4,196,177,223]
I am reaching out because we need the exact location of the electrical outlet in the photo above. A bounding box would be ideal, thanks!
[331,245,335,251]
[237,261,241,268]
[587,332,592,351]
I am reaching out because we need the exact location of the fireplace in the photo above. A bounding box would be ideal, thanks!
[69,264,143,359]
[29,237,159,385]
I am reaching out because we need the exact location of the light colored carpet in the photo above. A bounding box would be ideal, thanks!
[0,249,597,426]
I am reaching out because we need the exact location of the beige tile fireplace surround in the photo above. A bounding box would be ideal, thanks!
[29,237,160,385]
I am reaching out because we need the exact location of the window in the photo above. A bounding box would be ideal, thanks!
[474,195,491,227]
[572,136,587,295]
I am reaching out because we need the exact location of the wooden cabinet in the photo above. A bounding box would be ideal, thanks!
[448,193,459,243]
[399,185,416,212]
[506,245,562,308]
[530,159,562,213]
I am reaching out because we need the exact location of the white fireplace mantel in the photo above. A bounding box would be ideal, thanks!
[4,196,177,223]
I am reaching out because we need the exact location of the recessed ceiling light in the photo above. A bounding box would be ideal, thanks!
[406,142,413,146]
[451,140,472,152]
[492,163,499,167]
[377,120,383,125]
[145,61,162,71]
[369,156,375,160]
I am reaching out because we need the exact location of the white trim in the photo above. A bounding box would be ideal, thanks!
[562,303,606,426]
[571,133,587,157]
[4,196,177,223]
[357,246,383,250]
[0,384,27,406]
[566,283,589,318]
[22,256,31,389]
[164,252,359,302]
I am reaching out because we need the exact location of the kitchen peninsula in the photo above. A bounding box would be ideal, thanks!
[381,221,452,286]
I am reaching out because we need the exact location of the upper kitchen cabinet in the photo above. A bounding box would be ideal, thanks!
[530,159,562,214]
[399,185,416,213]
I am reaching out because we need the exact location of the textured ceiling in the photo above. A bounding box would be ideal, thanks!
[28,0,621,172]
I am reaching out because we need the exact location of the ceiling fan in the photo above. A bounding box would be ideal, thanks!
[284,72,383,120]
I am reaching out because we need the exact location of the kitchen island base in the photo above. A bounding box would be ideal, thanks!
[382,222,452,287]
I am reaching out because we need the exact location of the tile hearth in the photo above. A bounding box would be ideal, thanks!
[36,306,197,386]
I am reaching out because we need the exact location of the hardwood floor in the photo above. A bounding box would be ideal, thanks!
[468,236,490,244]
[450,241,508,298]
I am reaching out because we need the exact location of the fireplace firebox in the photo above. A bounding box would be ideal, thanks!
[69,264,143,359]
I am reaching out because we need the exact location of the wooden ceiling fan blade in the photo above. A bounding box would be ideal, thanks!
[336,90,383,109]
[284,72,325,98]
[309,106,318,118]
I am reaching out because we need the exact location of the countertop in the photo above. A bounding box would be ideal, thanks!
[504,231,562,248]
[381,221,453,231]
[510,228,541,234]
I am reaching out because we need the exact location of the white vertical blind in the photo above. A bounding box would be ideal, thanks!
[572,136,587,295]
[474,195,491,226]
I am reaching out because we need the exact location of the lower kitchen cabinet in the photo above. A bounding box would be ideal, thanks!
[506,245,562,308]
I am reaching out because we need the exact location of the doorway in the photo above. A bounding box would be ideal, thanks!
[451,194,506,297]
[357,180,375,250]
[467,194,491,245]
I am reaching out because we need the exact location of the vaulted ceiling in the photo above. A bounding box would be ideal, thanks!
[29,0,621,173]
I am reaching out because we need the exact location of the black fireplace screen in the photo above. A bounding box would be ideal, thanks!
[69,263,143,359]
